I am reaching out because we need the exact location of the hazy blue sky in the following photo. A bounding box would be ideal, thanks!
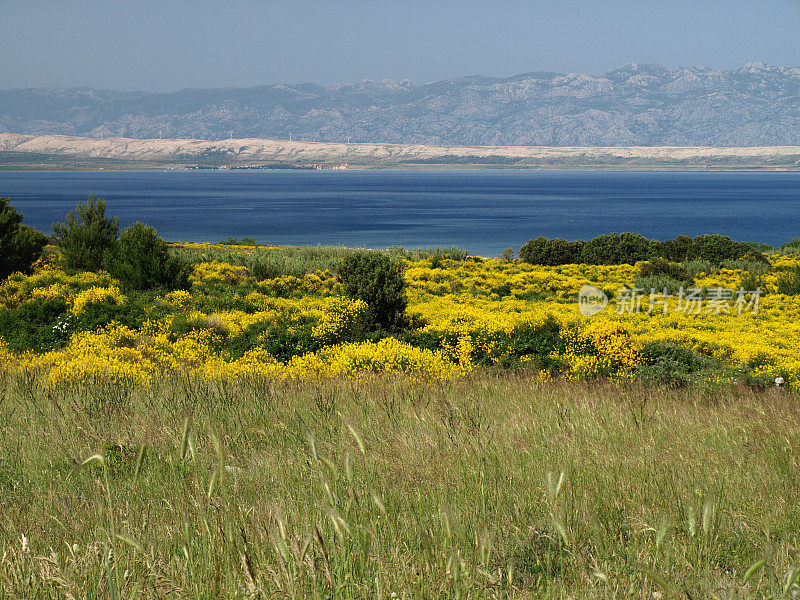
[3,0,800,91]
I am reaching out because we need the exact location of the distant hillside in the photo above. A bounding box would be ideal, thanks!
[3,63,800,146]
[2,133,800,170]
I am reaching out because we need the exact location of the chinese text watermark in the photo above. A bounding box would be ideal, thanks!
[579,287,760,316]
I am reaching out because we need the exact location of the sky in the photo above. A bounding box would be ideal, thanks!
[3,0,800,92]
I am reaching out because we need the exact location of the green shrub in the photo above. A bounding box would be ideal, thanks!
[52,196,119,271]
[227,315,321,362]
[638,258,693,284]
[168,313,213,338]
[77,295,147,332]
[775,237,800,254]
[0,298,72,352]
[0,199,48,279]
[219,237,256,246]
[636,341,718,387]
[654,235,692,262]
[685,234,747,266]
[104,222,191,291]
[507,316,564,369]
[398,329,444,352]
[616,232,653,264]
[338,252,408,331]
[579,234,622,264]
[634,275,687,296]
[519,233,756,267]
[776,266,800,295]
[499,247,515,261]
[739,271,766,293]
[387,246,469,262]
[582,232,652,265]
[519,237,584,265]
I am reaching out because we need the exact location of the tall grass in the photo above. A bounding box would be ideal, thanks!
[176,245,470,280]
[179,245,364,279]
[1,373,799,598]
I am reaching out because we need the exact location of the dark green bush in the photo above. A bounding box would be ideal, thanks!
[638,258,693,284]
[579,234,623,264]
[103,222,191,291]
[507,315,563,369]
[0,298,72,352]
[227,315,321,362]
[490,282,512,297]
[739,271,766,293]
[398,329,444,352]
[520,233,755,267]
[633,275,686,296]
[776,266,800,295]
[338,252,407,331]
[654,235,692,262]
[519,237,584,266]
[635,341,718,387]
[52,196,119,271]
[685,234,747,266]
[0,198,48,279]
[77,296,147,332]
[616,232,652,264]
[219,237,256,246]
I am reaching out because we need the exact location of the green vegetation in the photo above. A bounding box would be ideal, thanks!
[777,264,800,296]
[180,244,364,280]
[0,197,47,279]
[519,233,764,267]
[104,222,191,291]
[52,196,120,272]
[1,374,799,598]
[339,252,408,331]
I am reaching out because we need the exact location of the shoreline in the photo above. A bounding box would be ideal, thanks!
[2,133,800,171]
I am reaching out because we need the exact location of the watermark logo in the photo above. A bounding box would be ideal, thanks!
[578,285,608,316]
[577,286,761,316]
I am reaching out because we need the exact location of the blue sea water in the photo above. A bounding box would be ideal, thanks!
[1,169,799,256]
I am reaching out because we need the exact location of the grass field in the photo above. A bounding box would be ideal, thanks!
[2,373,800,599]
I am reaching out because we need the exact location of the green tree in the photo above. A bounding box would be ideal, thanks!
[0,198,48,279]
[338,252,407,331]
[686,234,745,266]
[519,237,583,265]
[103,222,191,291]
[52,196,119,271]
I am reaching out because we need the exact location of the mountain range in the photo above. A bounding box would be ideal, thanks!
[2,63,800,146]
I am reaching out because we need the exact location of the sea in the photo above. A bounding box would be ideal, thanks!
[1,169,799,256]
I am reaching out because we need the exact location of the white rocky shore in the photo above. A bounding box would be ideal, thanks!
[2,133,800,168]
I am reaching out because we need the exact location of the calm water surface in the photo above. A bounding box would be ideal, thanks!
[1,170,798,255]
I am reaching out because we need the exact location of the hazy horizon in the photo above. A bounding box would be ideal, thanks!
[3,0,800,93]
[3,61,798,94]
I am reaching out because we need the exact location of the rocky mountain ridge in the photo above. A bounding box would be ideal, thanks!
[2,63,800,146]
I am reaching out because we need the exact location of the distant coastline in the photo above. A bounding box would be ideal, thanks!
[2,133,800,171]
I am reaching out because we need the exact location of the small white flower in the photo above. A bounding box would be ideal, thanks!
[21,533,30,553]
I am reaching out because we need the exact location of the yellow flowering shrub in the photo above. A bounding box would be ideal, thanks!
[0,338,13,373]
[190,261,250,286]
[311,297,369,344]
[315,338,463,380]
[162,289,193,310]
[71,286,126,315]
[4,247,799,387]
[0,264,114,309]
